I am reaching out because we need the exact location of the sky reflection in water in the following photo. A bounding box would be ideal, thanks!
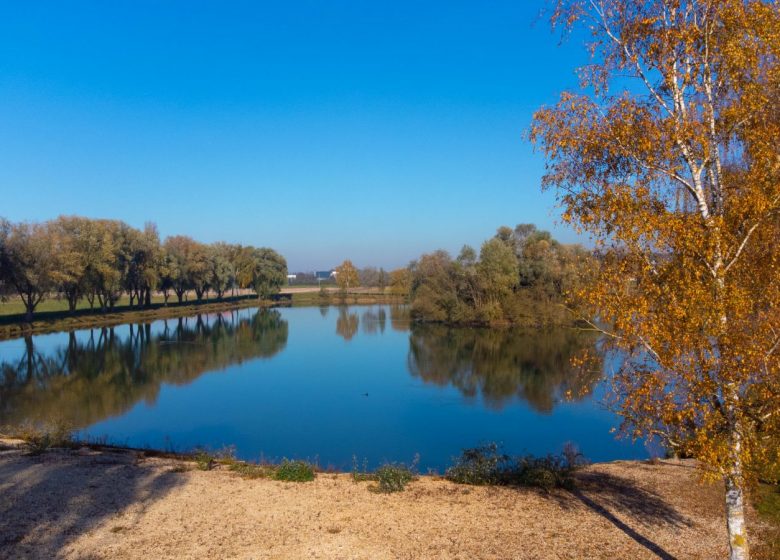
[0,305,645,471]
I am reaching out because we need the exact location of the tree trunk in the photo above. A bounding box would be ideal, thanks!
[22,291,35,323]
[725,473,749,560]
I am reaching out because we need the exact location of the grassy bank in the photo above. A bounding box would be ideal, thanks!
[0,290,408,340]
[0,296,277,340]
[290,290,407,307]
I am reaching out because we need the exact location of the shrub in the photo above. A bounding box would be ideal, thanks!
[375,464,417,493]
[445,443,508,485]
[16,422,75,455]
[375,455,419,493]
[505,454,578,491]
[273,459,315,482]
[446,443,587,491]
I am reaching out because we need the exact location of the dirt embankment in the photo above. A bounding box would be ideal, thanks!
[2,439,769,559]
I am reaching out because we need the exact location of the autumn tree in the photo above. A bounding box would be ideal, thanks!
[209,242,236,300]
[188,241,211,301]
[476,238,519,320]
[531,2,780,558]
[122,223,160,307]
[49,216,90,312]
[157,246,179,304]
[3,222,56,321]
[335,259,359,294]
[164,235,197,303]
[236,247,287,300]
[388,267,412,296]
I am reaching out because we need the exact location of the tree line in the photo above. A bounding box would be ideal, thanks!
[408,224,594,326]
[0,216,287,321]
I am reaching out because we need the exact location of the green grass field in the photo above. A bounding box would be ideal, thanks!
[0,294,172,317]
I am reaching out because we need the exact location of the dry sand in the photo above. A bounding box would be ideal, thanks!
[0,439,759,559]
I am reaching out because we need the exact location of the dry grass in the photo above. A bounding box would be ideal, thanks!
[3,438,775,559]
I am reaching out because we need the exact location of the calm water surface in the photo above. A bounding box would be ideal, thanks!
[0,305,646,470]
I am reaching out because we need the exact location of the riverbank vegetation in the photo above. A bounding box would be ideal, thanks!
[0,216,287,322]
[408,224,594,326]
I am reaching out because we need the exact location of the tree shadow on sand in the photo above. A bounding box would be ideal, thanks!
[550,469,694,560]
[0,445,185,559]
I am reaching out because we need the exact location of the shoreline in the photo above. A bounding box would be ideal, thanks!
[0,436,748,559]
[0,291,407,340]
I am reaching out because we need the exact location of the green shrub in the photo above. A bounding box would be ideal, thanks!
[446,443,586,491]
[375,464,417,493]
[505,454,576,491]
[273,459,315,482]
[445,443,508,485]
[374,455,419,493]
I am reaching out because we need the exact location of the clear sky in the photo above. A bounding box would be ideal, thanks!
[0,1,591,271]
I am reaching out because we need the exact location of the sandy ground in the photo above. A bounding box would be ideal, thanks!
[0,439,754,559]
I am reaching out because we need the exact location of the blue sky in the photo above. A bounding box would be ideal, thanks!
[0,1,590,270]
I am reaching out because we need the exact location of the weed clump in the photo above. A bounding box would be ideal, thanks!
[194,450,215,471]
[351,455,420,492]
[228,462,274,479]
[351,456,373,482]
[273,459,315,482]
[15,422,75,455]
[446,443,586,491]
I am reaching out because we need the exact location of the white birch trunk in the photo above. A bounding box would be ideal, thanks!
[725,474,749,560]
[724,424,750,560]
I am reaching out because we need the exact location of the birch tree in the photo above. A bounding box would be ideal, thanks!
[531,2,779,558]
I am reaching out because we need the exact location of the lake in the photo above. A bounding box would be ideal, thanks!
[0,304,646,471]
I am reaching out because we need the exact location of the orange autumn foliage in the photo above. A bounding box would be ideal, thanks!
[531,2,779,558]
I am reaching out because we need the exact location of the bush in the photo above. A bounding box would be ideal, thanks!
[375,455,419,493]
[351,455,420,492]
[505,453,580,491]
[273,459,315,482]
[445,443,508,485]
[446,443,586,491]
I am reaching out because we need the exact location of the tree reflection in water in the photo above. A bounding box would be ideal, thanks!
[335,307,359,341]
[0,309,288,428]
[407,324,602,412]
